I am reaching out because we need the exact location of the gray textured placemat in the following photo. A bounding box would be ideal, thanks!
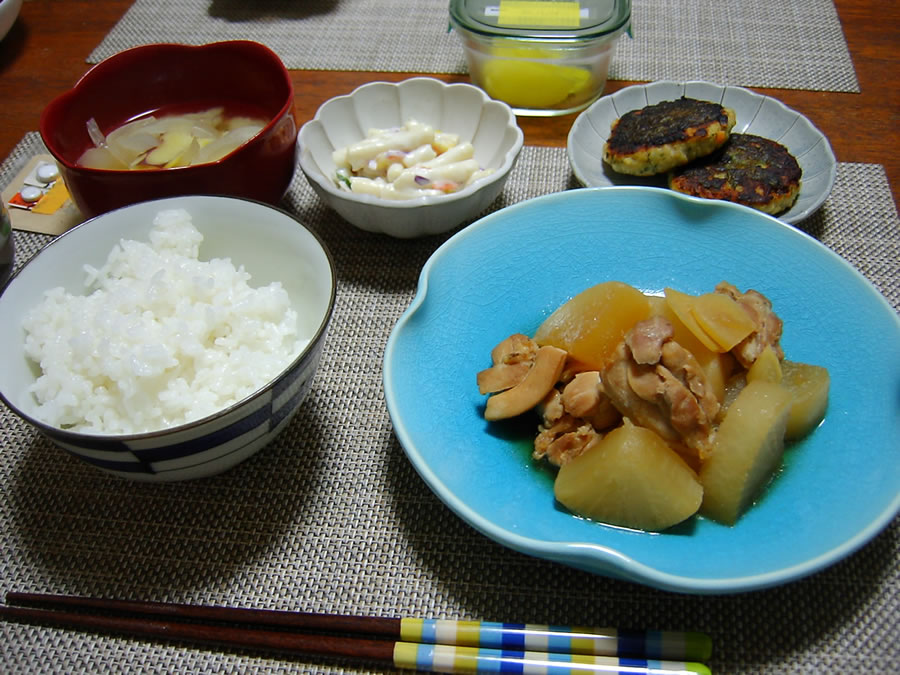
[1,132,897,673]
[86,0,860,93]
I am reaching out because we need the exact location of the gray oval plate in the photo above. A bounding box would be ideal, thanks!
[567,80,837,224]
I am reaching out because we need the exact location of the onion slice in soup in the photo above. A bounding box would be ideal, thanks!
[78,107,268,170]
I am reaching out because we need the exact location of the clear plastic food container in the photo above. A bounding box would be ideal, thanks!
[449,0,631,116]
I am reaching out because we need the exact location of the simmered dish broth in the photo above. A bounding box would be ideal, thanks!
[77,104,270,170]
[477,281,830,531]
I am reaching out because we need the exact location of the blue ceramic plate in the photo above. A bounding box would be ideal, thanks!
[383,187,900,594]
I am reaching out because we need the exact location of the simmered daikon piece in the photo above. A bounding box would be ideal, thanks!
[690,292,756,352]
[746,345,783,384]
[77,146,128,170]
[665,287,757,353]
[700,380,793,525]
[781,361,830,440]
[664,287,720,352]
[554,421,703,531]
[648,294,735,403]
[534,281,652,370]
[194,124,263,164]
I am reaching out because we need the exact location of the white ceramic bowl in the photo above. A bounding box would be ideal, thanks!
[298,77,524,238]
[0,0,22,42]
[567,80,837,224]
[0,196,335,482]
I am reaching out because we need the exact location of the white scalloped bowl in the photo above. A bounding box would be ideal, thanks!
[298,78,524,238]
[567,80,837,224]
[0,0,22,42]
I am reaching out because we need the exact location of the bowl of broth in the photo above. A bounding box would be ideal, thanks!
[40,41,297,218]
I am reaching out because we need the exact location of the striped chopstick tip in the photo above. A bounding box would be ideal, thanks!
[393,642,713,674]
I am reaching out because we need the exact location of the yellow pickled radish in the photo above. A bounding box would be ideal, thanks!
[481,47,591,109]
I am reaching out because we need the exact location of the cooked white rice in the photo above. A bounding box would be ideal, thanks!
[23,208,307,434]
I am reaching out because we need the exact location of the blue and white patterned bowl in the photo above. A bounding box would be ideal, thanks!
[0,195,335,482]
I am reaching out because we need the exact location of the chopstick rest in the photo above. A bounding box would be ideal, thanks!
[2,593,713,674]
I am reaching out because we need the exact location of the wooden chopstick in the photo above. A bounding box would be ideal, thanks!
[6,591,400,636]
[2,593,713,674]
[0,603,394,662]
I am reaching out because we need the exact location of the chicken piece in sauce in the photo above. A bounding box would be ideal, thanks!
[533,370,620,467]
[715,281,784,368]
[601,316,719,460]
[476,333,537,394]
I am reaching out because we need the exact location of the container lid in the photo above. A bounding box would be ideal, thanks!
[450,0,631,41]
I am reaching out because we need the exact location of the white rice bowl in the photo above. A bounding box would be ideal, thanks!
[22,209,307,435]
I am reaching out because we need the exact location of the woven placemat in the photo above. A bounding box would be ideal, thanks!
[86,0,860,93]
[1,133,897,673]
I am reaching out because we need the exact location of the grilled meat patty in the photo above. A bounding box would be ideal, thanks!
[603,98,736,176]
[668,133,802,215]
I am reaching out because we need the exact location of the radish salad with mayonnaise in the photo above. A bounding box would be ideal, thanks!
[332,119,494,200]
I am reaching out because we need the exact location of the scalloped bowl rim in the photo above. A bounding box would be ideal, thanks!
[298,78,524,211]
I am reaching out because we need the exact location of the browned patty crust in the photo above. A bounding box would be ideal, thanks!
[603,98,736,176]
[668,133,802,215]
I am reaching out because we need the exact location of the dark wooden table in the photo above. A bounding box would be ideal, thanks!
[1,0,897,205]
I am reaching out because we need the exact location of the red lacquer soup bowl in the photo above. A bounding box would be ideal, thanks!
[40,41,297,218]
